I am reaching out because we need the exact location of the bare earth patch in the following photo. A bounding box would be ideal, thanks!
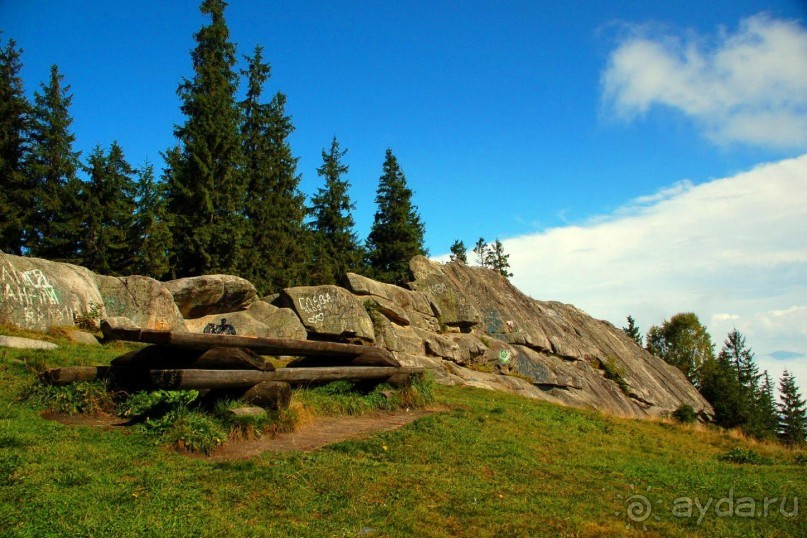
[43,408,444,460]
[206,408,442,461]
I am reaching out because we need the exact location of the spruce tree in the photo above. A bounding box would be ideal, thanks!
[754,370,779,439]
[28,65,83,263]
[166,0,245,277]
[0,36,32,254]
[80,142,137,275]
[778,370,807,445]
[449,240,467,263]
[484,239,513,278]
[133,161,173,279]
[699,352,746,429]
[622,315,643,347]
[310,136,364,283]
[473,237,488,267]
[366,149,426,284]
[237,46,308,294]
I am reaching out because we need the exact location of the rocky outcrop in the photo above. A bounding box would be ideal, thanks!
[164,275,257,318]
[0,251,712,420]
[280,285,375,342]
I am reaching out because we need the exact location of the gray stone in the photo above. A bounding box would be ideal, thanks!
[164,275,257,319]
[0,335,58,350]
[65,330,101,346]
[281,285,375,342]
[96,275,187,332]
[0,253,104,332]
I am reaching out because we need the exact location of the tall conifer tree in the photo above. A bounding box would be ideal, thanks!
[166,0,244,276]
[484,239,513,278]
[778,370,807,445]
[0,36,32,254]
[80,142,137,275]
[366,149,426,284]
[28,65,83,262]
[237,46,308,294]
[310,136,364,283]
[133,162,173,279]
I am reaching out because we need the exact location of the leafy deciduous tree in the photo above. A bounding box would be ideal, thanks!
[646,312,714,387]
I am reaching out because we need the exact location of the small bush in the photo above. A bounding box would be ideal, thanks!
[156,407,226,455]
[671,404,698,424]
[793,454,807,466]
[602,359,631,396]
[718,448,772,465]
[214,399,299,440]
[22,380,115,415]
[73,302,103,331]
[118,389,200,419]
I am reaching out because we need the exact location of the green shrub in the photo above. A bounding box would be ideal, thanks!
[602,358,631,395]
[22,380,115,415]
[671,404,698,424]
[793,453,807,466]
[213,399,298,440]
[73,301,103,331]
[718,448,772,465]
[118,389,200,419]
[156,407,226,455]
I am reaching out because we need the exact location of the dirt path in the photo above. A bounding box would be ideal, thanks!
[44,408,443,460]
[207,408,440,461]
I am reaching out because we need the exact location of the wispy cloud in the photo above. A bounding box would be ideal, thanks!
[602,14,807,149]
[501,155,807,388]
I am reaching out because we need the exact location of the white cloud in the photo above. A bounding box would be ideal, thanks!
[602,14,807,148]
[502,154,807,389]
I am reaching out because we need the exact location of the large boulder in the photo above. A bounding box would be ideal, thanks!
[164,275,257,319]
[183,301,306,340]
[344,272,439,330]
[281,285,375,342]
[96,275,187,332]
[0,253,103,332]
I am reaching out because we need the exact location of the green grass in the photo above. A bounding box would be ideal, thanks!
[0,329,805,537]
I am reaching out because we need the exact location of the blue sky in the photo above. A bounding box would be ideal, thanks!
[3,1,807,387]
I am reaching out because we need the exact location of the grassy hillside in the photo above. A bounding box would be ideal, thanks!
[0,329,804,537]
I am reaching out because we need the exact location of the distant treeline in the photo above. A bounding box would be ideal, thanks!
[0,1,427,294]
[625,314,806,445]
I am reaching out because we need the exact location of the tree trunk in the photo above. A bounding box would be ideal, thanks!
[242,381,292,410]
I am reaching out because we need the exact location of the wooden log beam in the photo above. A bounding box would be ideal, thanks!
[150,367,424,390]
[103,327,396,363]
[111,346,273,371]
[39,366,110,386]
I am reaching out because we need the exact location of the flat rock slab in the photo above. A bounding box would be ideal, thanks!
[205,408,441,460]
[0,335,58,350]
